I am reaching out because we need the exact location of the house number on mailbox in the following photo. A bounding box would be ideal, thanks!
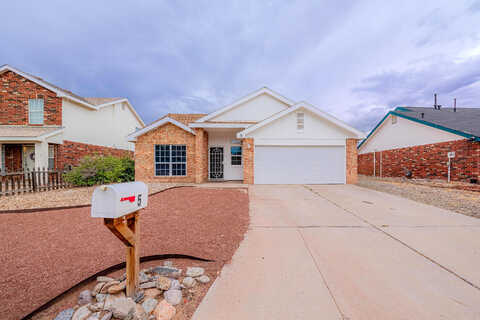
[137,194,142,207]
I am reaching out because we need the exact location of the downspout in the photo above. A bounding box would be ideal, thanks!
[373,150,376,177]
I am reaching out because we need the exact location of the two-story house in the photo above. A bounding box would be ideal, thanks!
[0,65,144,172]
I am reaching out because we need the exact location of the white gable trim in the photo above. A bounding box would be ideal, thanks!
[189,122,251,129]
[127,117,196,141]
[96,98,145,126]
[237,102,366,139]
[0,65,98,110]
[195,87,295,123]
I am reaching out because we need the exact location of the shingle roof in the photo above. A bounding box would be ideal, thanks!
[163,113,207,125]
[1,65,125,107]
[394,107,480,138]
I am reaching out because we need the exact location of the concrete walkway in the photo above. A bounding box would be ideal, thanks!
[193,185,480,320]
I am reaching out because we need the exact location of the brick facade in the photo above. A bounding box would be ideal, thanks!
[134,123,197,183]
[242,138,254,184]
[57,140,133,170]
[0,71,62,126]
[346,138,359,184]
[358,139,480,182]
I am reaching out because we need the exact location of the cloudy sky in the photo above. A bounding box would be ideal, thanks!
[2,1,480,132]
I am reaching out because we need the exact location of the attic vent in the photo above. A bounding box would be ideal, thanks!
[297,112,304,132]
[391,115,397,124]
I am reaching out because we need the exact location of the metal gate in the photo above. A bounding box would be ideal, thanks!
[209,147,224,179]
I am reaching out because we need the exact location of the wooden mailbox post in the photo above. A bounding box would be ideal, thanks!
[91,182,148,297]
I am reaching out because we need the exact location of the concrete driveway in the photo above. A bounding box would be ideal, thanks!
[193,185,480,320]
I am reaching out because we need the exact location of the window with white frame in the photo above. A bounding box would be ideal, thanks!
[29,99,44,124]
[155,145,186,176]
[297,112,305,132]
[231,146,242,165]
[48,145,55,169]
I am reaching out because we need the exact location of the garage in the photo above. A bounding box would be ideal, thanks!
[254,145,346,184]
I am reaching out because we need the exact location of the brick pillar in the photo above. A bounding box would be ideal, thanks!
[346,138,358,184]
[194,128,208,183]
[242,138,254,184]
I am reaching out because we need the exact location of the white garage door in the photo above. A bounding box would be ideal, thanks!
[254,146,345,184]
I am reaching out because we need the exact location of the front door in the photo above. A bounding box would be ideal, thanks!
[23,145,35,171]
[209,147,224,179]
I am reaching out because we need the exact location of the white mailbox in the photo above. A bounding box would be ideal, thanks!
[91,181,148,218]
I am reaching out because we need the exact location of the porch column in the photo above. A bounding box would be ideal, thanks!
[346,138,358,184]
[242,138,254,184]
[194,128,208,183]
[34,141,49,169]
[0,143,3,172]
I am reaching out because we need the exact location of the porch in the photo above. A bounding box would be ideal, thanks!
[204,128,245,182]
[0,126,63,172]
[0,143,57,172]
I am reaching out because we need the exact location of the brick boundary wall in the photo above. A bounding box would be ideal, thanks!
[0,71,62,126]
[346,138,358,184]
[57,140,133,170]
[358,139,480,182]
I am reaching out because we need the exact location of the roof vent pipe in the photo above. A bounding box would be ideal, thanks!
[433,93,442,110]
[421,112,424,119]
[454,98,457,112]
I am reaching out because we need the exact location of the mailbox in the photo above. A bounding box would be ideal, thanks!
[91,181,148,218]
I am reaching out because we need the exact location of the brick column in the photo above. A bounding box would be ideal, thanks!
[346,138,358,184]
[242,138,254,184]
[194,128,208,183]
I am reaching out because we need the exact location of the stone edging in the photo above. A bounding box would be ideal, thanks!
[21,254,214,320]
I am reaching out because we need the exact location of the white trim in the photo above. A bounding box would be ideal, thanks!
[237,102,366,139]
[127,117,196,141]
[0,65,98,110]
[195,87,295,123]
[254,138,346,146]
[38,127,64,139]
[189,122,251,129]
[0,65,145,124]
[96,98,145,126]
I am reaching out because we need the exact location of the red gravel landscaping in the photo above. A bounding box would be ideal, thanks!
[0,187,249,320]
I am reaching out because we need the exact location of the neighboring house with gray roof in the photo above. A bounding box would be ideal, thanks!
[358,106,480,183]
[0,65,145,172]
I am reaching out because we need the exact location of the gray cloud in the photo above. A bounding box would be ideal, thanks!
[1,0,479,135]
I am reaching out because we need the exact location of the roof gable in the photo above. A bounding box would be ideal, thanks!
[127,116,196,141]
[358,108,480,150]
[195,87,294,123]
[0,65,144,126]
[237,102,365,139]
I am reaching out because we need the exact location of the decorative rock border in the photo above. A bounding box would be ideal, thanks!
[23,255,212,320]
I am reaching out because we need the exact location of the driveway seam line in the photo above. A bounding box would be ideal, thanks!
[297,228,346,319]
[304,186,480,292]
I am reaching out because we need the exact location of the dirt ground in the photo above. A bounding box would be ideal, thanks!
[0,183,183,211]
[0,187,249,320]
[357,175,480,218]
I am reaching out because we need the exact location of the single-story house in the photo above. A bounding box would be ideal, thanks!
[358,106,480,183]
[128,87,365,184]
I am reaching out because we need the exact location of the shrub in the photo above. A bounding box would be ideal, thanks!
[64,155,135,187]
